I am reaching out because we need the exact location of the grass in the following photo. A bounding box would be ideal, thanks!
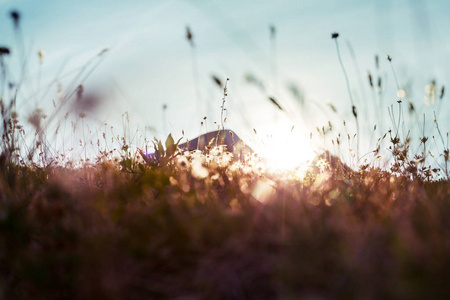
[1,9,450,300]
[2,146,450,299]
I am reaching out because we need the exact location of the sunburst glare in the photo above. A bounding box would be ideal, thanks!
[254,120,316,171]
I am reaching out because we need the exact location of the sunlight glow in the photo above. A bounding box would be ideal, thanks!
[254,121,316,171]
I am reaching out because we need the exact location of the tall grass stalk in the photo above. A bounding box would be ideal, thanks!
[269,24,278,97]
[220,78,229,135]
[433,112,449,179]
[186,26,203,127]
[332,33,360,160]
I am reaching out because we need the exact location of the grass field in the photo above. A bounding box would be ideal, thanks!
[1,8,450,300]
[1,141,450,299]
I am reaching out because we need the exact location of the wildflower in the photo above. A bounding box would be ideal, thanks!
[139,149,157,165]
[191,157,208,179]
[176,155,189,169]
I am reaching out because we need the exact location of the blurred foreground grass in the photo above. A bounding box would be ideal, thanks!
[1,148,450,300]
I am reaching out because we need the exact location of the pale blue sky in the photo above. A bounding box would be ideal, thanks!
[1,0,449,158]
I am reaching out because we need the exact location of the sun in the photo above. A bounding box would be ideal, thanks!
[254,121,316,171]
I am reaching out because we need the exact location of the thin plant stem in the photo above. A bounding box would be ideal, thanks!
[220,78,229,136]
[334,36,360,160]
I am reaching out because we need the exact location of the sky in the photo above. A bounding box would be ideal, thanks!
[0,0,449,164]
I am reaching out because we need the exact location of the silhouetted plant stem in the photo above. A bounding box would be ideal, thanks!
[434,112,449,179]
[162,104,167,137]
[387,55,422,141]
[191,46,202,116]
[333,33,359,160]
[186,26,203,127]
[269,24,278,97]
[220,78,229,136]
[346,40,367,119]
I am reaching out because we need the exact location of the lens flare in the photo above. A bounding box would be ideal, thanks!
[254,122,315,171]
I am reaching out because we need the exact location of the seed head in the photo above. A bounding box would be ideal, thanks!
[10,10,20,28]
[98,48,108,56]
[212,75,222,88]
[0,47,10,55]
[270,25,276,39]
[331,32,339,39]
[268,96,283,110]
[38,50,45,64]
[76,84,84,101]
[367,72,373,88]
[186,26,194,47]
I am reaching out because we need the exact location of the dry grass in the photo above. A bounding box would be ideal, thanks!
[1,147,450,299]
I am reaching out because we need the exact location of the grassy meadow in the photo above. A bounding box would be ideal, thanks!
[1,9,450,300]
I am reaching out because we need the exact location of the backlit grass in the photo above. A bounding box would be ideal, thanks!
[1,8,450,300]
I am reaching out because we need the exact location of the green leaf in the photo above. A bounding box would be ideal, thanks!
[165,133,176,157]
[158,140,164,157]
